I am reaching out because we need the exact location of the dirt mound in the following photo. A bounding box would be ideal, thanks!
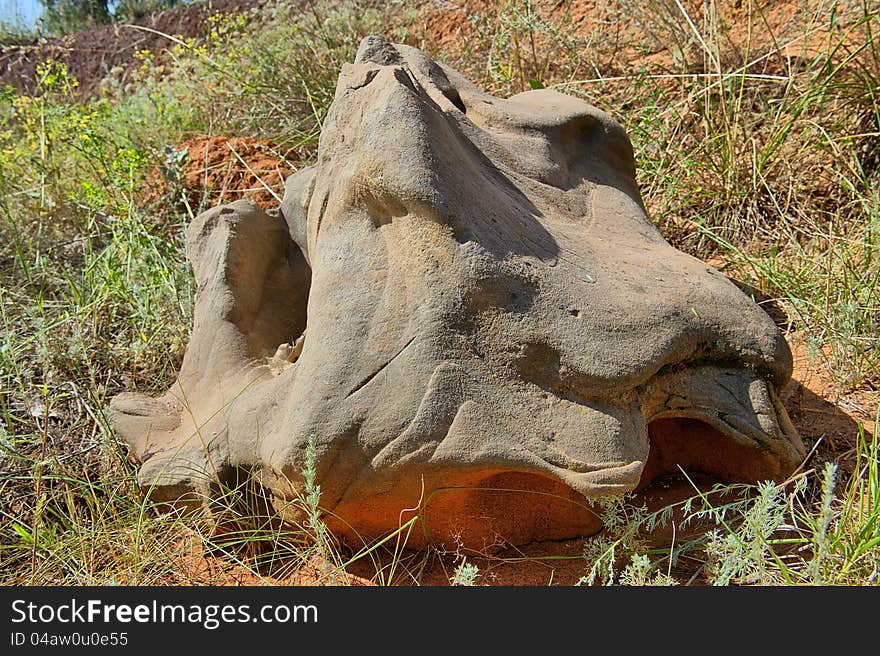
[0,0,277,97]
[417,0,864,80]
[143,135,296,210]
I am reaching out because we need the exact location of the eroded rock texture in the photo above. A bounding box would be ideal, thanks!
[111,37,805,548]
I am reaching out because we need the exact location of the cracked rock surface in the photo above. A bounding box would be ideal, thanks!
[111,36,805,548]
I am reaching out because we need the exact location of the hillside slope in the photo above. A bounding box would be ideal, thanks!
[0,0,273,96]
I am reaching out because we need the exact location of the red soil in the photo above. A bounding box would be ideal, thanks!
[142,134,296,210]
[415,0,867,85]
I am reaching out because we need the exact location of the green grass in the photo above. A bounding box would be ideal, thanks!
[0,0,878,585]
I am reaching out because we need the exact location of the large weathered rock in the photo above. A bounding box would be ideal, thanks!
[111,37,805,549]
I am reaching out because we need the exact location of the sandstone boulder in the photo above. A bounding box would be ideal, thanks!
[111,37,805,548]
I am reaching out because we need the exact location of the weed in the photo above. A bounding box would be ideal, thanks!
[299,433,338,572]
[450,560,481,586]
[619,554,677,586]
[579,495,674,586]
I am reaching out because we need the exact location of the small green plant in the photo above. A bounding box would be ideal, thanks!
[699,480,790,585]
[579,495,673,586]
[619,554,677,587]
[450,559,481,586]
[300,433,338,571]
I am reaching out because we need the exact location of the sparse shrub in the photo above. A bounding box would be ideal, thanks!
[619,554,677,587]
[451,560,481,586]
[579,495,673,586]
